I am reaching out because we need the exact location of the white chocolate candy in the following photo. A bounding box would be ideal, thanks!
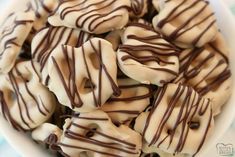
[48,0,131,34]
[32,123,62,146]
[33,110,142,157]
[152,0,218,48]
[134,83,214,156]
[117,21,179,86]
[101,78,151,124]
[0,11,34,73]
[174,34,232,115]
[31,26,92,85]
[0,61,56,130]
[27,0,59,40]
[47,38,120,112]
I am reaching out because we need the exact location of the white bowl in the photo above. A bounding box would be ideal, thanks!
[0,0,235,157]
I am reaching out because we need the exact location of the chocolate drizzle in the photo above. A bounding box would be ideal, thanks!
[57,116,140,157]
[156,0,216,46]
[51,0,130,33]
[174,47,231,96]
[109,84,152,102]
[119,22,179,76]
[0,91,25,131]
[51,39,120,110]
[0,61,50,130]
[32,26,91,84]
[28,0,57,36]
[0,13,33,57]
[142,84,213,156]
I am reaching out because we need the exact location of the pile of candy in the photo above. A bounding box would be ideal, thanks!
[0,0,232,156]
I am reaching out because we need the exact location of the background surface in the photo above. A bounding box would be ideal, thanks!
[0,0,234,157]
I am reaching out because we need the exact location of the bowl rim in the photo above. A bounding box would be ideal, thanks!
[0,0,235,157]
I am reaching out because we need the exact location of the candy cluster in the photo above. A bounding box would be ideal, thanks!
[0,0,232,157]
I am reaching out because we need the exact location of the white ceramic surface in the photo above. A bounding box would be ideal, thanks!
[0,0,235,157]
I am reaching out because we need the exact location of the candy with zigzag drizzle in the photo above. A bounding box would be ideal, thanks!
[48,0,131,34]
[173,32,232,115]
[26,0,59,41]
[152,0,218,48]
[134,83,214,156]
[0,11,34,73]
[32,26,92,85]
[0,61,56,131]
[32,110,142,157]
[117,21,180,86]
[101,78,151,124]
[47,38,120,112]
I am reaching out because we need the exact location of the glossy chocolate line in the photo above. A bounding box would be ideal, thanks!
[64,130,138,154]
[75,116,109,121]
[120,45,178,56]
[121,54,176,65]
[71,122,136,147]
